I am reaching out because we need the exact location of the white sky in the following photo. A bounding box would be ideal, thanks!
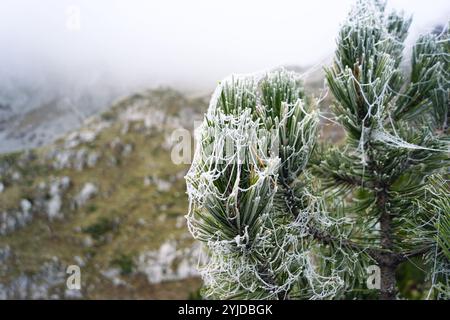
[0,0,449,90]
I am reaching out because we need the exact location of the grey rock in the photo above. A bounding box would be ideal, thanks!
[46,176,71,220]
[53,150,74,170]
[122,144,133,157]
[87,152,99,168]
[137,241,202,284]
[75,183,98,207]
[74,148,87,171]
[155,178,171,192]
[101,268,126,286]
[0,245,11,263]
[11,171,21,181]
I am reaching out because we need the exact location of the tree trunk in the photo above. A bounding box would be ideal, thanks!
[380,262,397,300]
[378,188,397,300]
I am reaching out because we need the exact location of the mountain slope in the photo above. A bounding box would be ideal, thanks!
[0,88,207,299]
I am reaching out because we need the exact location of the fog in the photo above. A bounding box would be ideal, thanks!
[1,0,449,91]
[0,0,449,152]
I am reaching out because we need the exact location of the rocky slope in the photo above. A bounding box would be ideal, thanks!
[0,88,207,299]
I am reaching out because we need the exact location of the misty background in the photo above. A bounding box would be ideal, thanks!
[0,0,449,152]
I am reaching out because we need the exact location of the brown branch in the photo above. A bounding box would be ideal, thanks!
[280,180,379,259]
[368,144,397,300]
[309,226,379,258]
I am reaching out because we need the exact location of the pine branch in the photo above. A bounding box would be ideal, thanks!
[280,181,378,258]
[186,0,449,300]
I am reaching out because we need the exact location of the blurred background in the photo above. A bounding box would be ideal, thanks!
[0,0,449,299]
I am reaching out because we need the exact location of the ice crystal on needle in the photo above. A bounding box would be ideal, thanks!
[186,0,449,300]
[185,69,345,299]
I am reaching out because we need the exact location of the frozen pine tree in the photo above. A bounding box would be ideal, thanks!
[185,0,449,300]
